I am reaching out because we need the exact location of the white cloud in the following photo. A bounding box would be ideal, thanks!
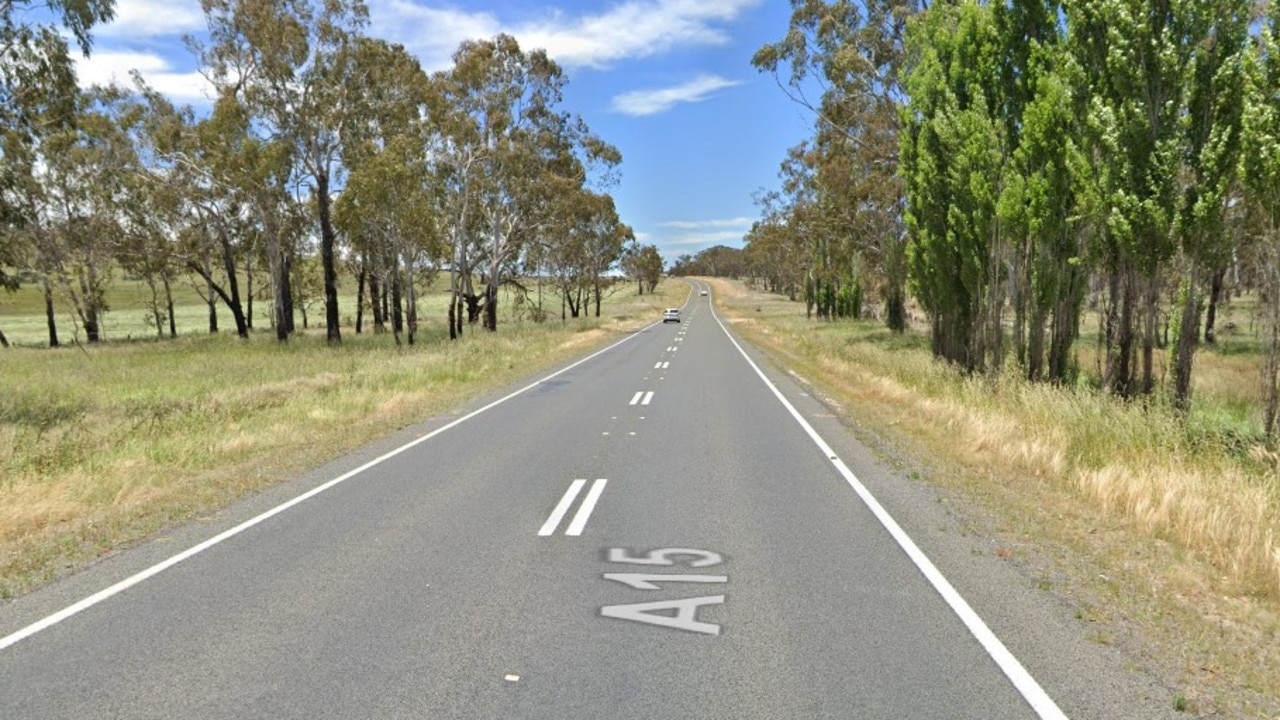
[611,74,741,116]
[660,216,754,230]
[98,0,205,38]
[75,51,212,104]
[369,0,759,71]
[666,230,748,246]
[371,1,502,72]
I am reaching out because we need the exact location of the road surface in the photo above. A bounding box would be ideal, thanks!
[0,282,1176,718]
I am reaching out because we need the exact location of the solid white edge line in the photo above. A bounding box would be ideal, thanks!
[565,479,607,536]
[707,298,1067,720]
[0,324,656,653]
[538,479,587,536]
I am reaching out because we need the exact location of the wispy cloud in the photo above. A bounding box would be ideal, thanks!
[666,230,747,247]
[660,217,755,230]
[75,51,211,103]
[97,0,205,38]
[611,74,741,116]
[370,0,759,72]
[651,217,752,252]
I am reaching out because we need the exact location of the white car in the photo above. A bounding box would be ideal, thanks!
[700,289,708,296]
[663,308,680,323]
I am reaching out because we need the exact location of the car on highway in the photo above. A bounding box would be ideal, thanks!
[700,289,708,296]
[663,308,680,323]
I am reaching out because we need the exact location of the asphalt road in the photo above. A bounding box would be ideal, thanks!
[0,283,1178,718]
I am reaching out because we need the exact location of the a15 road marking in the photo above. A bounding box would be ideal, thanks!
[538,479,607,536]
[599,547,727,636]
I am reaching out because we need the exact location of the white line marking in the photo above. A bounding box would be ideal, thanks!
[654,362,663,369]
[565,479,607,536]
[0,325,655,653]
[539,479,587,536]
[641,391,654,406]
[708,305,1067,720]
[629,391,643,405]
[661,362,670,369]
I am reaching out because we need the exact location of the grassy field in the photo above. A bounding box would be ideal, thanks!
[708,278,1280,717]
[0,278,684,599]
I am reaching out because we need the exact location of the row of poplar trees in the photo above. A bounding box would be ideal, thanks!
[0,1,656,349]
[751,0,1280,435]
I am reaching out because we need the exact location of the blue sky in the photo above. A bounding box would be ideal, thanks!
[73,0,814,264]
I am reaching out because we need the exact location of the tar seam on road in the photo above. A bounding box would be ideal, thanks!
[706,297,1068,720]
[0,326,655,653]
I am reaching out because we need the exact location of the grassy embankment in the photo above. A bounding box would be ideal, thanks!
[0,278,684,599]
[709,277,1280,716]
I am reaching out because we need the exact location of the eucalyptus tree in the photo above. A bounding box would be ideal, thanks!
[0,0,115,345]
[620,241,664,296]
[430,34,620,334]
[195,0,370,344]
[545,188,629,318]
[336,38,439,345]
[38,86,142,343]
[753,0,918,330]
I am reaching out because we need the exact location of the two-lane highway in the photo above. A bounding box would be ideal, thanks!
[1,283,1071,718]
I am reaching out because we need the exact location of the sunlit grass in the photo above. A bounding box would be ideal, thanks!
[0,280,685,598]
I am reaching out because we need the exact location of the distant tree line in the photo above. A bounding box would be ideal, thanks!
[0,0,664,348]
[751,0,1280,438]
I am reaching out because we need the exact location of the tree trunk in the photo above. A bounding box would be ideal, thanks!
[0,326,8,348]
[355,262,366,334]
[164,274,176,339]
[1173,268,1201,413]
[43,276,59,348]
[391,265,403,336]
[206,270,219,334]
[281,250,295,336]
[1204,267,1225,345]
[218,226,249,339]
[316,171,341,344]
[404,254,417,346]
[370,270,384,333]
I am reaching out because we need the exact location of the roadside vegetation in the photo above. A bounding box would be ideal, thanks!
[712,277,1280,717]
[0,279,682,599]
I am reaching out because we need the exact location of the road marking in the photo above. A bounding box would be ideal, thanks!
[641,391,654,405]
[629,391,644,405]
[604,573,728,590]
[708,306,1067,720]
[538,479,587,536]
[602,596,724,635]
[0,324,656,653]
[662,362,669,369]
[654,362,663,369]
[667,346,676,352]
[564,479,607,536]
